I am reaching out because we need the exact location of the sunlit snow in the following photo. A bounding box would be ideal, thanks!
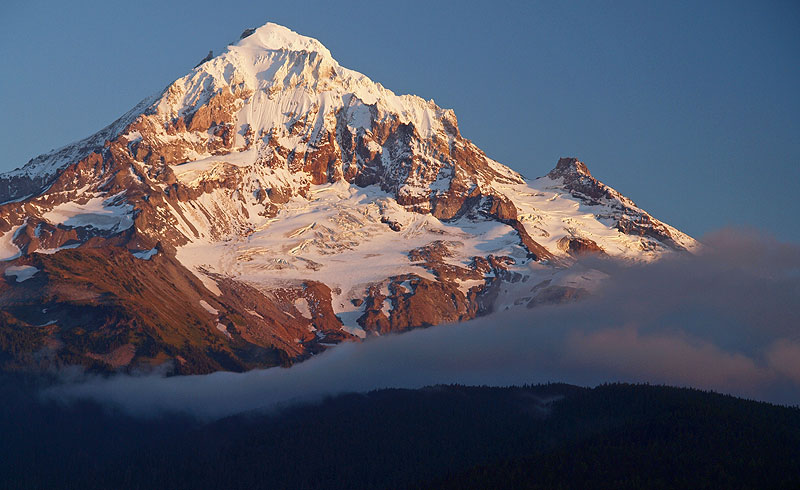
[42,194,133,231]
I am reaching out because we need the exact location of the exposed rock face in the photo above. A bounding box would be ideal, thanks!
[0,248,291,374]
[0,173,50,205]
[0,23,698,374]
[557,236,606,257]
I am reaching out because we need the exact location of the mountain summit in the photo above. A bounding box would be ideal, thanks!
[0,23,696,374]
[237,23,333,55]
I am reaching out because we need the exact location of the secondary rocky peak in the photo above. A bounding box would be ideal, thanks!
[545,156,628,206]
[547,157,592,179]
[194,50,213,68]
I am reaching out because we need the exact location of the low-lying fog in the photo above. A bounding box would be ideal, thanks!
[44,229,800,419]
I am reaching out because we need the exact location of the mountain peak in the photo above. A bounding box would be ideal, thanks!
[0,21,699,374]
[233,22,332,58]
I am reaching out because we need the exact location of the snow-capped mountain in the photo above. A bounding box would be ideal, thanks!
[0,23,696,374]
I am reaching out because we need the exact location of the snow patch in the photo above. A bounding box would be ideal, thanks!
[173,148,259,184]
[216,322,232,338]
[246,309,264,319]
[199,300,219,315]
[0,226,22,261]
[132,248,158,260]
[4,265,39,282]
[455,278,484,296]
[43,194,133,231]
[294,298,312,319]
[35,243,82,255]
[341,325,367,339]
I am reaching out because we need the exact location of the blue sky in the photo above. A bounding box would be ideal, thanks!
[1,0,798,241]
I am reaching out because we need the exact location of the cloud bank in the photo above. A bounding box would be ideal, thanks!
[45,229,800,419]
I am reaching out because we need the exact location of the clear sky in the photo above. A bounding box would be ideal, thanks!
[1,0,798,241]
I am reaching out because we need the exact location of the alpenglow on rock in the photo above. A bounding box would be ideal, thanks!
[0,23,697,374]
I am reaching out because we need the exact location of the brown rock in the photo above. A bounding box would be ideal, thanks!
[557,236,606,257]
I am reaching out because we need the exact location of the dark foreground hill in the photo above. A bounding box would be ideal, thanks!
[1,376,798,489]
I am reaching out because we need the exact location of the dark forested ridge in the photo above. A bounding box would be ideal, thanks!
[1,375,798,489]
